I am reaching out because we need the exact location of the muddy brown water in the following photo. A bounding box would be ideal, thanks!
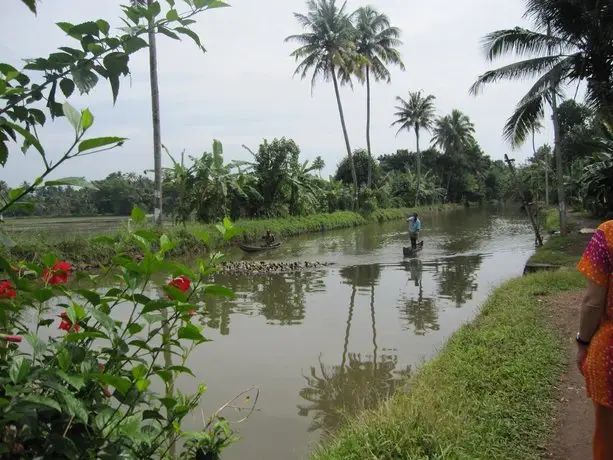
[34,207,536,459]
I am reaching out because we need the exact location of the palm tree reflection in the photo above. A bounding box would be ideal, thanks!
[436,254,483,308]
[298,264,410,434]
[399,259,439,335]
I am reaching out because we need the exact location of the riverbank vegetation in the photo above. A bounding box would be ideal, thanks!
[5,206,457,266]
[313,270,586,460]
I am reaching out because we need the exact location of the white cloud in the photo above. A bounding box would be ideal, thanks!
[2,0,555,186]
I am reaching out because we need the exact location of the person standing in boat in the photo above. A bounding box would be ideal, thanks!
[262,230,276,247]
[407,213,421,249]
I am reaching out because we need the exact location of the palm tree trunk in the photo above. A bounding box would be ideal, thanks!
[545,149,550,206]
[414,126,421,207]
[147,6,173,457]
[366,67,372,189]
[331,67,358,208]
[551,93,567,235]
[147,11,163,228]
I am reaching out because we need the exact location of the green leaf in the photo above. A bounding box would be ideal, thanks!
[166,9,179,21]
[178,323,205,342]
[131,364,147,380]
[45,177,98,190]
[81,108,94,131]
[0,120,45,157]
[62,393,88,423]
[157,26,180,40]
[155,369,172,382]
[123,36,148,55]
[43,253,57,268]
[92,236,116,246]
[203,284,234,298]
[77,136,126,153]
[57,22,75,33]
[160,234,175,252]
[131,205,146,223]
[168,365,195,377]
[70,21,100,37]
[57,347,71,371]
[163,285,187,302]
[149,1,161,18]
[175,27,206,52]
[127,323,144,335]
[10,357,31,384]
[103,52,129,76]
[59,78,75,98]
[136,379,150,392]
[57,371,85,390]
[143,409,165,421]
[76,289,101,306]
[191,229,211,246]
[23,395,61,412]
[96,19,110,35]
[134,230,157,241]
[33,288,53,302]
[21,0,37,14]
[63,331,108,341]
[142,299,173,314]
[159,397,177,410]
[97,375,132,395]
[71,68,99,94]
[25,333,46,356]
[62,102,81,131]
[91,309,116,334]
[194,0,230,8]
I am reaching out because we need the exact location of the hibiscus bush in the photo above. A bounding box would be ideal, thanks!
[0,206,243,459]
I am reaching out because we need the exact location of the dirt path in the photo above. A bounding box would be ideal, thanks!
[544,290,593,459]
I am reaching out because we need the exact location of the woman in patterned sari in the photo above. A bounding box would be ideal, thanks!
[577,220,613,459]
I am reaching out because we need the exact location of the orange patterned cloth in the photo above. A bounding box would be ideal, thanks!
[578,220,613,408]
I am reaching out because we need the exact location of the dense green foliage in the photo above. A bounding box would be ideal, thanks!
[312,270,585,460]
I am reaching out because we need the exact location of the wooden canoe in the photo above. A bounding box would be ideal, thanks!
[403,241,424,257]
[238,242,281,253]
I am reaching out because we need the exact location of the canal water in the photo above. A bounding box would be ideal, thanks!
[174,207,536,459]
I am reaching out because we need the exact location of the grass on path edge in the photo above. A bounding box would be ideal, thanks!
[313,270,586,460]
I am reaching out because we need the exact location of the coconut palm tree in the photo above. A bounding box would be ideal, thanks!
[352,6,405,189]
[286,0,360,207]
[431,110,476,200]
[392,91,436,206]
[469,0,613,233]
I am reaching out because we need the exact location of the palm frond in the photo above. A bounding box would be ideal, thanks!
[470,55,564,95]
[481,27,575,62]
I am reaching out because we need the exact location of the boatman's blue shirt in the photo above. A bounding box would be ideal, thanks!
[408,217,421,233]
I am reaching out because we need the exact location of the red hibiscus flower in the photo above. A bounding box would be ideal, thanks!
[43,261,72,285]
[0,280,16,299]
[59,311,80,332]
[187,309,196,317]
[167,275,191,299]
[0,334,22,343]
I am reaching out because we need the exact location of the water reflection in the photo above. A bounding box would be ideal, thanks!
[297,264,410,434]
[204,270,328,331]
[399,259,438,335]
[435,255,483,307]
[297,353,410,433]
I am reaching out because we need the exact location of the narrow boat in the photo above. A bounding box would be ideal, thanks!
[403,241,424,258]
[238,242,282,253]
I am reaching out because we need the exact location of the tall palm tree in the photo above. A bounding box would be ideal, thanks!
[468,1,613,233]
[286,0,360,207]
[352,6,405,189]
[431,110,476,200]
[392,91,436,206]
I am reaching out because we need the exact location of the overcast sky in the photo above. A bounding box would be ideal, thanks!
[1,0,555,186]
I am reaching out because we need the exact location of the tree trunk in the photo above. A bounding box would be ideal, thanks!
[545,149,550,206]
[414,126,421,207]
[147,11,163,228]
[147,5,173,457]
[551,93,567,235]
[366,67,372,189]
[331,67,358,208]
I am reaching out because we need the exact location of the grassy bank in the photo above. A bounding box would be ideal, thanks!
[313,269,586,460]
[5,205,458,266]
